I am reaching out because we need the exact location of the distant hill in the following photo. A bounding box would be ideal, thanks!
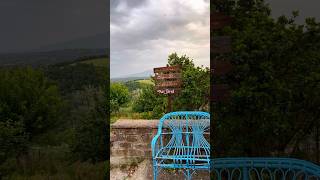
[72,57,108,67]
[0,49,108,66]
[33,33,108,52]
[111,77,149,82]
[111,70,154,82]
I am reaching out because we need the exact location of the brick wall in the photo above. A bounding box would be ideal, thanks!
[110,119,159,166]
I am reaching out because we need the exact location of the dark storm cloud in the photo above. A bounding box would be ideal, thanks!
[111,0,148,9]
[110,0,148,25]
[0,0,109,53]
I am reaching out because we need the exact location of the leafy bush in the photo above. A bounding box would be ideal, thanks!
[132,85,166,119]
[168,53,210,111]
[110,83,129,113]
[0,67,64,175]
[213,0,320,156]
[45,63,107,94]
[131,53,209,119]
[70,87,108,162]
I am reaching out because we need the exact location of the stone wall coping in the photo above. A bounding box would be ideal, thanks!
[111,119,160,129]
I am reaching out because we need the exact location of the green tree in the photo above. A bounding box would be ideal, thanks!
[0,67,63,139]
[213,0,320,157]
[71,87,108,162]
[45,63,106,94]
[131,53,209,118]
[0,67,63,175]
[132,85,166,118]
[168,53,210,111]
[110,83,129,113]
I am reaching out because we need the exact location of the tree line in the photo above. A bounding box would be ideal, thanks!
[0,57,108,179]
[213,0,320,161]
[110,53,210,120]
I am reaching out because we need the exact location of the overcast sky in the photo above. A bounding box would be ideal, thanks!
[111,0,320,78]
[0,0,108,53]
[1,0,320,73]
[267,0,320,24]
[110,0,210,78]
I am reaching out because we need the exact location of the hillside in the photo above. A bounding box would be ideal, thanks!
[72,57,109,67]
[33,33,109,52]
[111,70,153,82]
[0,55,109,179]
[0,49,108,67]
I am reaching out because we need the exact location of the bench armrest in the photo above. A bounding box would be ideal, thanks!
[151,114,168,158]
[151,133,161,158]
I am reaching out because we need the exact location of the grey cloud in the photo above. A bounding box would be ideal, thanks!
[111,0,210,78]
[0,0,108,53]
[111,1,209,50]
[111,0,148,25]
[266,0,320,23]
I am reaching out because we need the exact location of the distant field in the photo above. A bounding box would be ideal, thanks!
[77,57,108,67]
[111,77,144,82]
[136,79,154,85]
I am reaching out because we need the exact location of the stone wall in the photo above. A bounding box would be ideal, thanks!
[110,119,210,167]
[110,119,159,166]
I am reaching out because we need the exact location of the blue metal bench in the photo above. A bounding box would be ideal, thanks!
[211,157,320,180]
[151,111,320,179]
[151,111,210,180]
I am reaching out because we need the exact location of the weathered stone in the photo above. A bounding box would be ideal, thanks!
[111,149,128,156]
[128,149,145,157]
[110,119,211,166]
[110,132,117,142]
[111,141,121,149]
[119,142,132,148]
[111,119,159,129]
[133,143,149,150]
[126,135,138,142]
[124,129,139,135]
[141,133,155,141]
[111,132,126,142]
[144,150,152,156]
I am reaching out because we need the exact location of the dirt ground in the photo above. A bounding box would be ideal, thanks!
[110,160,210,180]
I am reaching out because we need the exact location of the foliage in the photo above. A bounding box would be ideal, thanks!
[124,80,141,92]
[70,87,108,162]
[76,57,109,67]
[110,83,129,113]
[0,67,64,176]
[1,145,106,180]
[129,53,210,119]
[0,55,109,178]
[213,0,320,157]
[0,120,26,170]
[45,63,107,94]
[167,53,210,111]
[132,85,167,119]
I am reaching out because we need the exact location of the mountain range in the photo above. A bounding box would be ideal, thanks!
[32,33,108,52]
[0,33,109,66]
[111,70,154,82]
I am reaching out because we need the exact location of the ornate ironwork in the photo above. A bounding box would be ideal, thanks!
[211,158,320,180]
[151,111,210,180]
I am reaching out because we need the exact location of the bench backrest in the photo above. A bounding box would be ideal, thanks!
[158,111,210,154]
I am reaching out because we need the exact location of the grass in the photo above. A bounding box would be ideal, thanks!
[136,79,154,85]
[110,80,160,123]
[5,161,106,180]
[111,105,157,124]
[2,145,107,180]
